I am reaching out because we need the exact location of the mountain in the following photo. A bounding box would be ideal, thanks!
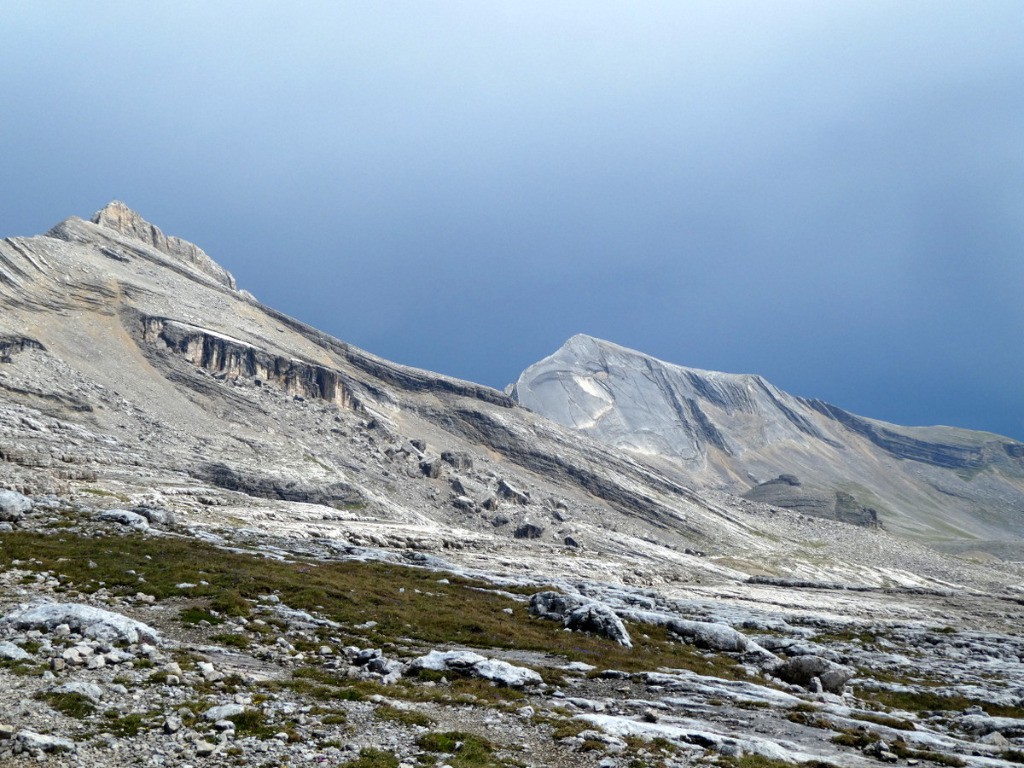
[512,334,1024,554]
[1,204,1023,767]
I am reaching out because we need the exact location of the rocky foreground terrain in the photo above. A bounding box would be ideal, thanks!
[0,203,1022,767]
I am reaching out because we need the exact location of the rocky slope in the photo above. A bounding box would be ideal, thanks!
[0,204,1022,767]
[512,334,1024,553]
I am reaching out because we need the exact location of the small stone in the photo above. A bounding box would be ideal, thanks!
[195,740,218,757]
[163,716,182,734]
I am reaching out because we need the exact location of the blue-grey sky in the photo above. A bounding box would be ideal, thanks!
[3,2,1023,439]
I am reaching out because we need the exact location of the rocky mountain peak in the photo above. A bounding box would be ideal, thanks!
[514,334,1024,541]
[89,201,237,290]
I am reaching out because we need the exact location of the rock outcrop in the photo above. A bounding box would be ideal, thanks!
[91,201,237,290]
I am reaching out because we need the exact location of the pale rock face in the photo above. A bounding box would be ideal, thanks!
[90,201,237,290]
[513,334,1024,545]
[513,333,817,464]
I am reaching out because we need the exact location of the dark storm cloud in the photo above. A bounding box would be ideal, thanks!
[2,2,1023,437]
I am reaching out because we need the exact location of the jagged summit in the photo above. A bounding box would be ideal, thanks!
[87,200,236,290]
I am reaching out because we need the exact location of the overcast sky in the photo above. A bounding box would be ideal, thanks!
[3,2,1023,439]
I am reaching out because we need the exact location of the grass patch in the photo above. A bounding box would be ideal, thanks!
[850,711,916,730]
[179,606,223,625]
[103,711,145,737]
[210,632,251,649]
[417,731,510,768]
[718,756,842,768]
[228,709,276,738]
[345,748,400,768]
[37,691,94,718]
[0,531,747,678]
[0,659,45,676]
[80,487,129,501]
[374,704,434,727]
[855,688,1024,719]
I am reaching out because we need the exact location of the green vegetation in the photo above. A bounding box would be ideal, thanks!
[179,607,224,626]
[831,729,965,767]
[855,687,1024,719]
[345,747,400,768]
[103,711,146,737]
[417,731,513,768]
[374,704,434,727]
[0,530,747,678]
[80,487,130,501]
[228,709,277,738]
[210,632,251,649]
[849,711,916,730]
[717,756,841,768]
[37,691,94,718]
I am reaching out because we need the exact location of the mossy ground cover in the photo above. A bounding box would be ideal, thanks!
[417,731,520,768]
[0,530,747,677]
[855,687,1024,719]
[345,748,400,768]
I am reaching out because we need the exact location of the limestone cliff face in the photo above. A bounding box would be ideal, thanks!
[140,316,359,409]
[513,335,1024,541]
[90,201,237,290]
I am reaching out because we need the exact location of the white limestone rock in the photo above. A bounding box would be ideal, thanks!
[529,591,633,648]
[0,490,31,521]
[0,641,30,661]
[98,509,150,530]
[408,650,542,688]
[2,602,161,645]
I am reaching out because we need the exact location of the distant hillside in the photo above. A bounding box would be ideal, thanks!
[513,334,1024,552]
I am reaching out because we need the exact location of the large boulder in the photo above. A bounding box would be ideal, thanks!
[15,731,76,753]
[667,619,755,653]
[2,602,161,645]
[529,591,632,648]
[0,490,31,521]
[775,655,854,693]
[618,608,776,663]
[407,650,542,688]
[98,509,150,530]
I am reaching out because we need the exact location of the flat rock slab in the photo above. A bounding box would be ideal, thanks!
[408,649,542,688]
[2,601,161,645]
